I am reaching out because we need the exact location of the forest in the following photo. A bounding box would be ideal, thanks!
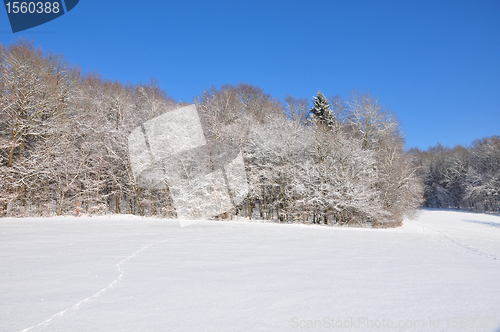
[1,39,497,226]
[411,138,500,213]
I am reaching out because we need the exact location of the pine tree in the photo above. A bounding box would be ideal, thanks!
[310,91,335,127]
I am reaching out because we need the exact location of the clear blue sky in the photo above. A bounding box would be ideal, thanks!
[1,0,499,150]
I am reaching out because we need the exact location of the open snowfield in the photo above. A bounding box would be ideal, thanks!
[1,210,500,332]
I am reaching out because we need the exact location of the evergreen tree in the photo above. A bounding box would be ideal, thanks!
[310,91,335,127]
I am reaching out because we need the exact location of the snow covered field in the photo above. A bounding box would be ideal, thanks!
[1,210,500,332]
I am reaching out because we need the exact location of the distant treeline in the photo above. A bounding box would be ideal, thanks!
[0,39,425,226]
[411,137,500,213]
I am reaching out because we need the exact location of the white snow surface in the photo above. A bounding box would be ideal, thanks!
[1,210,500,331]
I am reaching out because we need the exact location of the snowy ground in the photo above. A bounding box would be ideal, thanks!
[1,210,500,332]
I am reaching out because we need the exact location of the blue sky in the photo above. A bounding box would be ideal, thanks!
[1,0,499,150]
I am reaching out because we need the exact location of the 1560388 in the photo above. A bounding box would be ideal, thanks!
[5,2,60,14]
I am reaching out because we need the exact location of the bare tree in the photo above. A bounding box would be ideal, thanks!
[0,41,425,224]
[0,39,79,215]
[283,94,309,125]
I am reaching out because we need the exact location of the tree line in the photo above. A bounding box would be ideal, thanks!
[0,39,424,226]
[411,137,500,213]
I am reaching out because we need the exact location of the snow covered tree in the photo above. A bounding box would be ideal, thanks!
[464,137,500,212]
[0,39,79,215]
[414,137,500,213]
[284,94,309,125]
[346,90,399,150]
[310,91,335,128]
[0,40,424,224]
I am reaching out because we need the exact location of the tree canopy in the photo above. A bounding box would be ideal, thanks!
[0,39,426,226]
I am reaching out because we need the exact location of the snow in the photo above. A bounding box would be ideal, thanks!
[1,210,500,331]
